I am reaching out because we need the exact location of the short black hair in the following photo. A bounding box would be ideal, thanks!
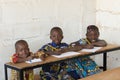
[50,27,63,35]
[15,40,28,50]
[87,25,99,33]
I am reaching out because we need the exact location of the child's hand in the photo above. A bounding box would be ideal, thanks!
[39,54,45,61]
[34,51,45,61]
[69,46,82,51]
[52,49,64,55]
[26,56,33,61]
[85,44,94,49]
[34,52,39,58]
[54,51,63,55]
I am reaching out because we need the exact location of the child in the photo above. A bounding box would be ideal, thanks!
[71,25,107,48]
[11,40,34,80]
[38,27,82,80]
[71,25,107,77]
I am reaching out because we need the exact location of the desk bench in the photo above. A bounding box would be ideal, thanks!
[79,67,120,80]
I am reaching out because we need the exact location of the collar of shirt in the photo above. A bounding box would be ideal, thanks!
[49,42,68,49]
[50,42,61,48]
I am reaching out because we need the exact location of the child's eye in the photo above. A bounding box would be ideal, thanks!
[52,35,56,37]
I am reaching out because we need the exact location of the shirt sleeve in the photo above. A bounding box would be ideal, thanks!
[10,53,19,63]
[60,43,69,48]
[78,38,87,45]
[38,44,49,51]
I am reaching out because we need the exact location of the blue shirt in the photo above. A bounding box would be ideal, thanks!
[39,42,68,51]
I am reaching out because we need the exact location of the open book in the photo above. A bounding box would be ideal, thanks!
[26,58,42,63]
[52,51,81,58]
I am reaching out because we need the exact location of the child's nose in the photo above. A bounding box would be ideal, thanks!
[91,36,95,40]
[22,50,26,54]
[56,36,59,39]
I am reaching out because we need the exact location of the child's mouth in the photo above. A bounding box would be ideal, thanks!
[92,40,96,42]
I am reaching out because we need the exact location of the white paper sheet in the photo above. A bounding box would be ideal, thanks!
[26,58,42,63]
[81,47,102,52]
[52,51,81,58]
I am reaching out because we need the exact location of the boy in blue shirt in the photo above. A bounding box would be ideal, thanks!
[38,27,83,80]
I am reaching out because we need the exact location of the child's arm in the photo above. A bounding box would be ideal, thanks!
[92,40,107,47]
[18,54,34,63]
[17,57,32,63]
[81,44,94,49]
[34,51,45,61]
[44,46,82,55]
[11,52,34,63]
[44,50,63,55]
[68,45,83,51]
[70,42,94,49]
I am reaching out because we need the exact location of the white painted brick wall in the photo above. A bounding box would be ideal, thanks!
[0,0,96,79]
[95,0,120,69]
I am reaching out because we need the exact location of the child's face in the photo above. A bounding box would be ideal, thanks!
[16,43,30,58]
[50,30,63,44]
[86,30,99,43]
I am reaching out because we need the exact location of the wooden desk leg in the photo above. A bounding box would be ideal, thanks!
[4,64,8,80]
[103,52,107,71]
[19,70,24,80]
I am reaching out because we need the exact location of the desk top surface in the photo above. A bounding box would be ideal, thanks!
[5,44,120,69]
[79,67,120,80]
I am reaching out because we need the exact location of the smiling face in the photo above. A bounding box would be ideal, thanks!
[86,25,99,43]
[86,30,99,43]
[50,27,63,45]
[15,40,30,58]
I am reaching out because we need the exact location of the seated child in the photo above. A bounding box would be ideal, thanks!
[10,40,34,80]
[71,25,107,48]
[70,25,107,77]
[38,27,82,80]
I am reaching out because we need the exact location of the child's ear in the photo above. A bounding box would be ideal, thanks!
[28,48,30,51]
[98,32,100,35]
[86,33,88,36]
[96,31,100,37]
[62,36,64,39]
[98,33,100,37]
[50,35,52,40]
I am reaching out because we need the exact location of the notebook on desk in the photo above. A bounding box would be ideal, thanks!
[52,51,81,58]
[81,47,102,52]
[26,58,42,63]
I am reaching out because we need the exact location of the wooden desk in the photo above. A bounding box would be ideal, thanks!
[4,44,120,80]
[79,67,120,80]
